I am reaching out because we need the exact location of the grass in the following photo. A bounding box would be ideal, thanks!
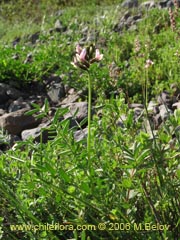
[0,0,180,239]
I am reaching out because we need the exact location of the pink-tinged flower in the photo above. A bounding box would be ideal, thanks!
[145,59,154,69]
[79,48,87,62]
[76,44,82,55]
[95,49,103,61]
[72,44,103,70]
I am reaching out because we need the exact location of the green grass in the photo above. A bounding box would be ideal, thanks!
[0,0,180,239]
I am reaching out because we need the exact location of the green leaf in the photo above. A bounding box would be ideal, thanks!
[122,179,132,189]
[176,169,180,179]
[80,182,91,194]
[59,168,71,183]
[81,230,86,240]
[67,185,76,194]
[25,108,39,116]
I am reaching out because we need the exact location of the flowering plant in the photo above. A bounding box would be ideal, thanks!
[71,43,103,163]
[72,44,103,70]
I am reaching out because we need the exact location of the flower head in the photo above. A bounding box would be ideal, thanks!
[95,49,103,61]
[71,43,103,70]
[145,59,154,69]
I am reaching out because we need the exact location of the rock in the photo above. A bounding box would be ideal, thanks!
[172,102,180,109]
[0,109,6,116]
[129,103,144,109]
[0,83,23,104]
[28,31,40,44]
[12,37,21,46]
[167,0,180,8]
[54,19,66,32]
[47,82,66,103]
[21,121,53,143]
[61,90,82,105]
[114,12,141,33]
[134,107,143,120]
[0,84,10,104]
[159,0,169,8]
[63,102,88,126]
[24,53,33,64]
[116,114,127,128]
[157,91,172,107]
[147,100,158,112]
[121,0,138,8]
[159,104,172,121]
[0,108,40,135]
[153,113,162,128]
[74,128,88,142]
[139,1,157,10]
[8,97,30,112]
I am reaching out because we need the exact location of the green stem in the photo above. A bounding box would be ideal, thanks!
[87,71,91,162]
[145,69,148,108]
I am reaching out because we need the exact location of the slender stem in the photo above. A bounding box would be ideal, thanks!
[87,71,91,162]
[145,69,148,108]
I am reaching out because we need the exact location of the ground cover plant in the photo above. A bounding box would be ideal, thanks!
[0,0,180,239]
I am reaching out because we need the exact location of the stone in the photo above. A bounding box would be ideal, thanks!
[157,91,172,107]
[153,113,162,128]
[139,1,157,10]
[147,100,158,112]
[74,128,88,142]
[0,108,40,135]
[47,82,66,103]
[8,97,30,112]
[116,114,127,128]
[0,83,23,105]
[61,91,81,105]
[54,19,66,32]
[159,104,172,121]
[28,31,40,44]
[172,102,180,109]
[63,102,88,126]
[0,109,6,116]
[21,121,54,143]
[121,0,138,8]
[129,103,144,109]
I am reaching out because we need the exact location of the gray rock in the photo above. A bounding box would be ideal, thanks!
[74,128,88,142]
[0,83,23,104]
[159,0,170,8]
[157,91,172,107]
[116,114,127,128]
[121,0,138,8]
[21,121,53,143]
[47,82,66,103]
[0,109,6,116]
[61,90,82,105]
[0,108,40,135]
[0,84,10,104]
[54,19,66,32]
[172,102,180,109]
[153,113,162,128]
[8,97,30,112]
[28,31,40,44]
[129,103,144,109]
[147,100,158,112]
[139,1,157,10]
[63,102,88,126]
[167,0,180,8]
[159,104,172,121]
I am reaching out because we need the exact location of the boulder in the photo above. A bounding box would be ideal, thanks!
[0,108,40,135]
[121,0,138,8]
